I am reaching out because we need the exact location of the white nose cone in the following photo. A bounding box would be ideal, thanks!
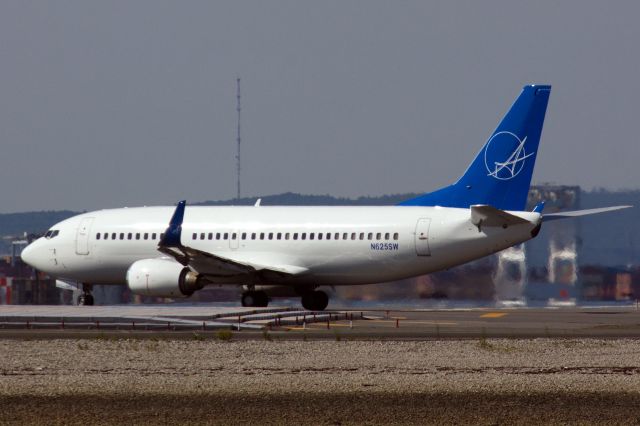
[21,244,35,266]
[21,242,45,270]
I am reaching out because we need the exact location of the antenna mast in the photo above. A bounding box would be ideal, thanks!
[236,77,241,200]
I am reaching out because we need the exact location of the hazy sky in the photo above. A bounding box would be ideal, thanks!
[1,1,639,212]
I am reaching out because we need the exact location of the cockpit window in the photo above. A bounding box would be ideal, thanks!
[45,230,60,239]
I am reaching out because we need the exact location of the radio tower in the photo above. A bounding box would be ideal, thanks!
[236,77,241,200]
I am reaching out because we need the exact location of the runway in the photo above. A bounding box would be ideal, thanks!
[1,304,640,338]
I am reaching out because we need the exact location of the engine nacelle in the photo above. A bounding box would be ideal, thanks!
[126,258,204,298]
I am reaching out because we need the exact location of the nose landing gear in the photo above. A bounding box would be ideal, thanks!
[77,284,94,306]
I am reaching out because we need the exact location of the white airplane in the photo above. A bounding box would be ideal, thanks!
[21,85,630,309]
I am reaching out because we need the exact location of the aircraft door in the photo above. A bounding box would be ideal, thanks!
[414,218,431,256]
[75,217,95,255]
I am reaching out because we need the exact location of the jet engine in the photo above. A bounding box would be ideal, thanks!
[126,258,204,298]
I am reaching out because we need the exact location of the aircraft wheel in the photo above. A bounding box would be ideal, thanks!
[241,291,256,307]
[242,291,269,307]
[301,291,329,311]
[255,291,269,307]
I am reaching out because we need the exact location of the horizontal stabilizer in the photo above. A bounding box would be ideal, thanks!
[471,204,530,228]
[542,205,632,222]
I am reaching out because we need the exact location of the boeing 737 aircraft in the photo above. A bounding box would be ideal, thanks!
[21,85,630,309]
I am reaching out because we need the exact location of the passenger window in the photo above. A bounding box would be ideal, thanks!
[216,233,221,240]
[385,233,390,240]
[376,233,381,240]
[293,233,298,240]
[277,233,282,240]
[301,233,306,240]
[326,233,331,240]
[260,233,265,240]
[128,233,132,240]
[268,233,273,240]
[351,233,356,240]
[232,233,237,240]
[208,233,213,240]
[96,233,101,240]
[359,233,364,240]
[393,232,399,240]
[368,233,373,240]
[251,233,256,240]
[192,233,197,240]
[224,233,229,240]
[112,233,117,240]
[318,233,323,240]
[136,233,140,240]
[285,233,290,240]
[120,233,124,240]
[309,233,314,240]
[200,233,205,240]
[152,233,156,240]
[335,233,340,240]
[144,233,149,240]
[242,232,247,240]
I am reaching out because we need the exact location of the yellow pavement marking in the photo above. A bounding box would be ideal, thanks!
[480,312,508,318]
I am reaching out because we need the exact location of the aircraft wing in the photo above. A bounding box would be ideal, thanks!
[542,205,632,222]
[158,201,307,279]
[470,204,531,228]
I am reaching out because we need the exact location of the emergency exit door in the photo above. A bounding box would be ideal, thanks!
[414,218,431,256]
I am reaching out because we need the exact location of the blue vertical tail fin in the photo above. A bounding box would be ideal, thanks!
[399,85,551,211]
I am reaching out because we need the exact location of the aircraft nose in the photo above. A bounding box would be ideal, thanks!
[21,241,45,270]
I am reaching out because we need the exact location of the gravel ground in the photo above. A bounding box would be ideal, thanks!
[1,337,640,424]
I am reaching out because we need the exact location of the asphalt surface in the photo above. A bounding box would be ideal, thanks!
[1,305,640,338]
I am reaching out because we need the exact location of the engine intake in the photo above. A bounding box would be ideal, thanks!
[126,258,204,298]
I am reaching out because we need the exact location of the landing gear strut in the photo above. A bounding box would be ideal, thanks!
[301,290,329,311]
[77,284,94,306]
[241,290,269,307]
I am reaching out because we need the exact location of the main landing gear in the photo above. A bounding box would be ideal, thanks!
[77,284,94,306]
[241,290,269,307]
[301,290,329,311]
[239,288,330,311]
